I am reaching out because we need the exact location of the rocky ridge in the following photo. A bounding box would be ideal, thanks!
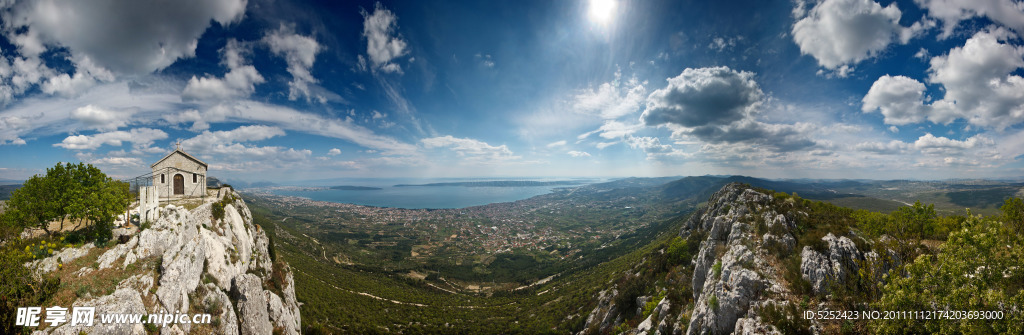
[577,183,896,335]
[24,188,300,335]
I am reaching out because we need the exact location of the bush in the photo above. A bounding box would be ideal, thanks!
[1002,197,1024,233]
[872,215,1024,334]
[0,239,61,334]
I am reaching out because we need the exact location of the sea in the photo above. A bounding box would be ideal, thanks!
[267,178,601,209]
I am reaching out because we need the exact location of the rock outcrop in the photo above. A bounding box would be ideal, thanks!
[25,189,300,335]
[578,183,860,335]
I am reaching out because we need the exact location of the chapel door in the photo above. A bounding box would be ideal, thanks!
[174,174,184,195]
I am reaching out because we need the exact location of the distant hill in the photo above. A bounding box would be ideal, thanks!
[0,184,20,200]
[329,185,383,190]
[394,180,585,187]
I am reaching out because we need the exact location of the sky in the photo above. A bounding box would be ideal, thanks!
[1,0,1024,182]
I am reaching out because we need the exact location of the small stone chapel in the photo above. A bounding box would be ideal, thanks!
[150,143,208,199]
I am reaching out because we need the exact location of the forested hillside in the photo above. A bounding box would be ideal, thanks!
[249,179,1024,334]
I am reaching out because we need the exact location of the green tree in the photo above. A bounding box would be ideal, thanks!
[0,162,128,241]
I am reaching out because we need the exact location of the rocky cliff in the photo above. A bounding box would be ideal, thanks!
[577,183,897,335]
[24,189,300,335]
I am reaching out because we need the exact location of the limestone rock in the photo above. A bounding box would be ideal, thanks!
[799,233,863,295]
[29,190,299,335]
[25,243,94,274]
[49,288,148,335]
[232,273,273,335]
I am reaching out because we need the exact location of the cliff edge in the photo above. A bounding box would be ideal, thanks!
[24,189,300,335]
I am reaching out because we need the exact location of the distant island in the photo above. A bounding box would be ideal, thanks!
[329,185,383,190]
[394,180,585,187]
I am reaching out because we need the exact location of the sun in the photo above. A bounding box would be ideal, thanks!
[588,0,617,25]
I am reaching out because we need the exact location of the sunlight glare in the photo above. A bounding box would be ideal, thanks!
[589,0,616,25]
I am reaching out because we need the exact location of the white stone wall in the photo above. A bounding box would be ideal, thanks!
[139,186,160,222]
[152,152,207,198]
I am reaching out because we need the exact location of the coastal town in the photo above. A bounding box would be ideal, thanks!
[243,183,672,269]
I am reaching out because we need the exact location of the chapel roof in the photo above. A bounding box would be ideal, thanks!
[151,148,208,169]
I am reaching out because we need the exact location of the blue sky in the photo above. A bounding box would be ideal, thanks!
[1,0,1024,182]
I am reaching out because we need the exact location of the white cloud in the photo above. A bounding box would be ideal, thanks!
[182,39,265,101]
[546,140,567,148]
[421,135,519,163]
[567,150,591,157]
[162,109,208,131]
[208,100,419,155]
[927,28,1024,129]
[573,73,647,119]
[328,148,341,156]
[0,0,246,74]
[263,24,323,102]
[791,0,929,74]
[861,29,1024,129]
[54,128,168,150]
[861,75,932,125]
[179,125,313,170]
[70,105,135,131]
[916,0,1024,38]
[475,53,495,68]
[41,54,115,97]
[853,140,910,154]
[914,133,994,153]
[180,125,284,155]
[853,133,994,156]
[708,36,740,52]
[642,66,763,128]
[89,156,144,167]
[361,2,409,74]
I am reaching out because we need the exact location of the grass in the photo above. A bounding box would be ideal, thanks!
[45,247,161,308]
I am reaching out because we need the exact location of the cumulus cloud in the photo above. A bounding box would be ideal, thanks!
[914,133,994,153]
[567,150,591,157]
[0,0,246,74]
[182,39,265,101]
[421,135,519,163]
[0,56,53,104]
[927,28,1024,128]
[862,28,1024,129]
[263,24,323,102]
[70,105,135,131]
[328,148,341,156]
[40,54,115,97]
[916,0,1024,38]
[854,133,994,156]
[679,120,817,152]
[853,140,910,154]
[361,2,409,74]
[861,75,931,125]
[54,128,168,150]
[642,66,762,128]
[791,0,929,74]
